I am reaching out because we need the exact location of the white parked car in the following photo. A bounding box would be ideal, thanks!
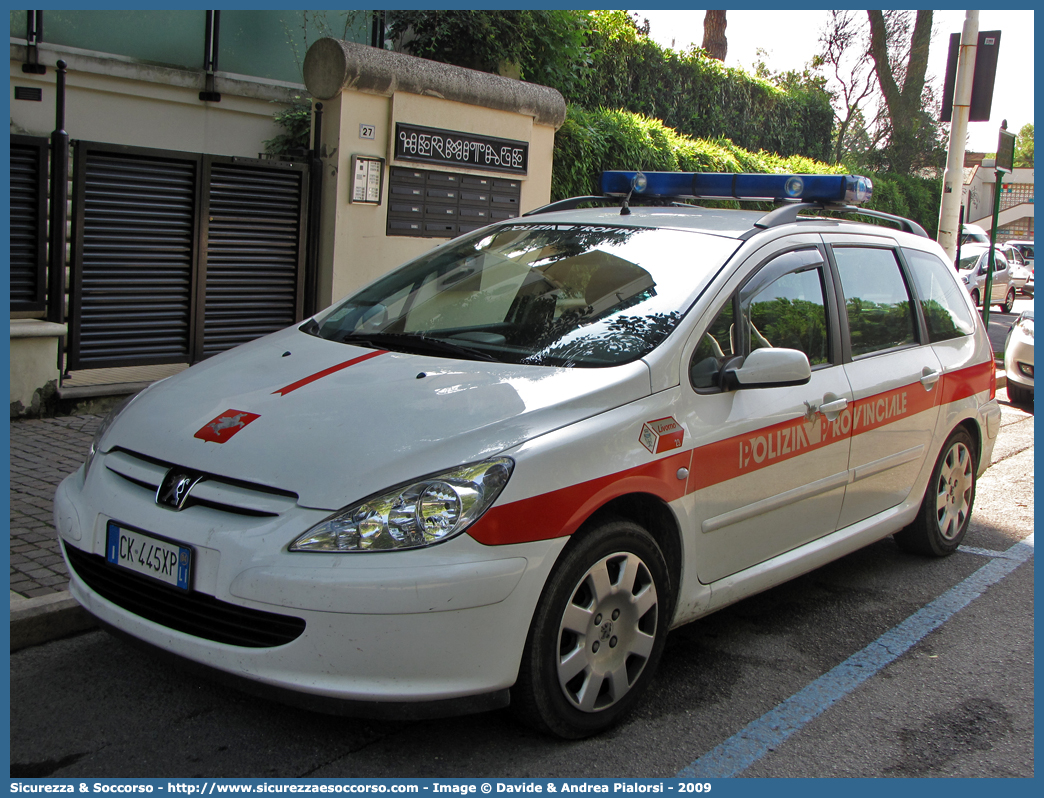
[1007,240,1034,296]
[1004,309,1034,405]
[997,242,1031,296]
[957,245,1015,312]
[960,224,990,245]
[55,171,1002,738]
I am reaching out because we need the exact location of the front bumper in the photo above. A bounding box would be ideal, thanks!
[1004,334,1034,391]
[54,467,566,707]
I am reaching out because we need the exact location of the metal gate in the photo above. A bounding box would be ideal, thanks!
[9,134,49,314]
[68,142,307,370]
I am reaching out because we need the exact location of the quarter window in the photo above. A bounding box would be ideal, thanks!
[833,247,918,357]
[903,248,976,342]
[690,298,736,390]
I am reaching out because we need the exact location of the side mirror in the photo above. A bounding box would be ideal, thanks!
[725,348,811,389]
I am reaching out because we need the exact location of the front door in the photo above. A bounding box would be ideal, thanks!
[681,243,853,584]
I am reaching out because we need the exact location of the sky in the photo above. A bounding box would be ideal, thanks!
[630,9,1034,153]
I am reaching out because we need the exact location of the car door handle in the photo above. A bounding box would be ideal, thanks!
[819,398,848,415]
[920,367,942,390]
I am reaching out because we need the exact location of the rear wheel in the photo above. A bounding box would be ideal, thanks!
[999,287,1016,314]
[894,428,976,556]
[512,518,671,738]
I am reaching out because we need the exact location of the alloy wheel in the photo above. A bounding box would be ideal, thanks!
[556,551,658,712]
[935,441,973,540]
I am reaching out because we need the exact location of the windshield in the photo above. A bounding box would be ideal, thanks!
[308,223,739,367]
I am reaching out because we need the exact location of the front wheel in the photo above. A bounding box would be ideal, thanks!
[999,287,1016,314]
[970,289,980,307]
[512,518,671,738]
[894,428,977,556]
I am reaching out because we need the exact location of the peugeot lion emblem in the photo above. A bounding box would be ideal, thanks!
[157,470,202,511]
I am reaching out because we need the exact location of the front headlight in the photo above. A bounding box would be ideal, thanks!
[83,394,135,480]
[290,457,514,552]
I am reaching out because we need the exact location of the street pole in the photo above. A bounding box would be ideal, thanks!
[937,11,979,262]
[982,177,1000,327]
[983,121,1017,327]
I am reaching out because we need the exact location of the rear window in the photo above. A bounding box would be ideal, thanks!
[904,248,976,342]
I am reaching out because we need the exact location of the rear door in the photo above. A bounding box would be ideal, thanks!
[826,239,942,530]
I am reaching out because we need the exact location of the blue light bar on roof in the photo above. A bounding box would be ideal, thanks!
[600,171,873,206]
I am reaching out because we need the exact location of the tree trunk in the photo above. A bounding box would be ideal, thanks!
[702,11,728,61]
[866,10,933,174]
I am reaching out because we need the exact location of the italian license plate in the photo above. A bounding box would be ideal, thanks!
[105,522,191,590]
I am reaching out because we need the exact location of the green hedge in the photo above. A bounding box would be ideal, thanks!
[551,105,941,237]
[566,16,835,162]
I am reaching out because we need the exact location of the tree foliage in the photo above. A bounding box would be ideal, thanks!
[865,10,947,174]
[387,10,834,162]
[387,10,594,97]
[1015,123,1034,168]
[551,105,941,237]
[572,13,834,161]
[263,97,312,156]
[816,11,878,165]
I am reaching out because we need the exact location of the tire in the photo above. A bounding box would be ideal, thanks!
[999,287,1015,314]
[512,517,671,738]
[1007,381,1033,406]
[894,428,977,556]
[970,289,980,307]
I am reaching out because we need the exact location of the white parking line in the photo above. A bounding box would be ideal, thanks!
[677,534,1034,778]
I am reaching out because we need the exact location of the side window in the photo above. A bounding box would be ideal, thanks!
[745,267,829,365]
[903,248,976,342]
[690,248,829,391]
[833,247,917,357]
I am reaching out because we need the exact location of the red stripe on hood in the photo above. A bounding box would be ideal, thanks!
[273,350,387,396]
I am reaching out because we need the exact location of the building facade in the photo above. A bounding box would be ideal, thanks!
[9,10,564,414]
[963,155,1034,242]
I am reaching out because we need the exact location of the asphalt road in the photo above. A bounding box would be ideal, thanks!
[984,294,1033,358]
[10,390,1033,780]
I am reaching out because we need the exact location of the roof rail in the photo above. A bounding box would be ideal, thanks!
[745,202,928,239]
[521,196,614,216]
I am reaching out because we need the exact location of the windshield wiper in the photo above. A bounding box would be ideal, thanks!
[339,332,498,362]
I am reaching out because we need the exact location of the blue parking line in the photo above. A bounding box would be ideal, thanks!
[677,534,1035,778]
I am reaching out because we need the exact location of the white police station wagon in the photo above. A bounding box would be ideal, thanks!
[55,172,1001,738]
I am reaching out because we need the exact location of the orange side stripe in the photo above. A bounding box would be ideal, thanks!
[468,451,692,546]
[470,360,993,546]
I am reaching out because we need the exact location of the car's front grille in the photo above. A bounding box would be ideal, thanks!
[105,448,298,518]
[64,543,306,648]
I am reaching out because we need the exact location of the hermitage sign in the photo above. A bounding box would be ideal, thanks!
[395,123,528,176]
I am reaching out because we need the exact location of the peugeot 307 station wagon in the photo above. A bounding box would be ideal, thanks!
[55,171,1002,738]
